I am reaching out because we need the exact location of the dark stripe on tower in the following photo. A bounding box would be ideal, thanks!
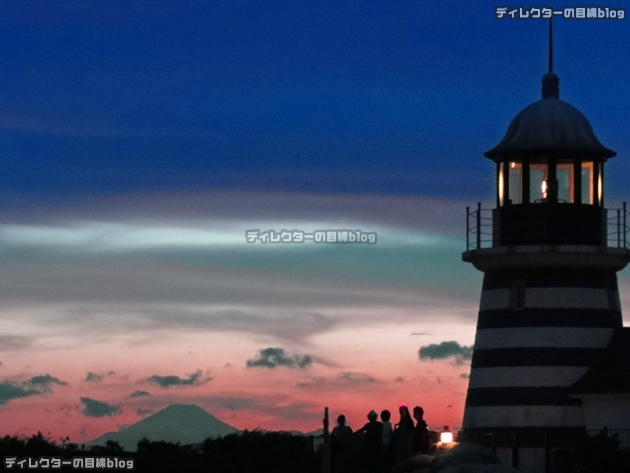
[477,308,622,329]
[471,347,604,368]
[481,270,618,290]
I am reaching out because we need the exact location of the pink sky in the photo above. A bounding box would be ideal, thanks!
[1,191,628,443]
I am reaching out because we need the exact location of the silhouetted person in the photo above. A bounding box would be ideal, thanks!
[380,409,394,473]
[412,406,429,454]
[393,405,414,463]
[355,410,382,473]
[331,414,353,473]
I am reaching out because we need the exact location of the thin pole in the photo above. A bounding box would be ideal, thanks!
[548,17,553,74]
[624,202,627,248]
[476,202,481,250]
[466,206,470,250]
[618,209,621,248]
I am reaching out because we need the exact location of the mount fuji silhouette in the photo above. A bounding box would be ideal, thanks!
[87,404,239,451]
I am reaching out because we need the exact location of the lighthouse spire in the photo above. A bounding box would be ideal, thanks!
[542,17,559,99]
[548,16,553,73]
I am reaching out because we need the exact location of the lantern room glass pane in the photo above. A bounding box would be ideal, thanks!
[508,161,522,204]
[557,163,574,203]
[530,163,548,202]
[498,162,505,206]
[581,162,594,204]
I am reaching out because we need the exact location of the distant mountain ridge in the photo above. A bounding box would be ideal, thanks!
[87,404,239,451]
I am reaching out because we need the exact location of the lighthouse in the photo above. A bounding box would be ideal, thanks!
[461,25,630,471]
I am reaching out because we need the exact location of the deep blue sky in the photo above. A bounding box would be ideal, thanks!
[1,1,628,201]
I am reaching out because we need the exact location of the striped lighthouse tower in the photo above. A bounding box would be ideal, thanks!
[461,24,630,472]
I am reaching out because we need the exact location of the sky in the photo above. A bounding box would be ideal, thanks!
[0,1,629,444]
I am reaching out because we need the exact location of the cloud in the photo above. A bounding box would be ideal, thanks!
[337,372,377,384]
[298,371,380,390]
[0,334,33,351]
[246,347,312,370]
[460,373,470,379]
[394,376,405,383]
[85,371,116,383]
[80,397,121,418]
[136,408,154,417]
[144,369,211,388]
[419,341,473,366]
[28,375,68,388]
[128,390,151,398]
[0,383,38,405]
[0,374,68,405]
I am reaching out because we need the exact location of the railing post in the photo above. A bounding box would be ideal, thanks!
[466,206,470,250]
[476,202,481,250]
[618,209,621,248]
[624,202,627,248]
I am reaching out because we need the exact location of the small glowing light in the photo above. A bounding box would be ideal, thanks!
[510,161,516,169]
[498,168,504,205]
[541,179,548,199]
[440,426,453,444]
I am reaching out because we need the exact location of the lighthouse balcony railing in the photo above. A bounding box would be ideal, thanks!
[465,203,493,251]
[466,202,630,251]
[607,202,630,249]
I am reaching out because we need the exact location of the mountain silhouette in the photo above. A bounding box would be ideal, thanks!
[87,404,239,451]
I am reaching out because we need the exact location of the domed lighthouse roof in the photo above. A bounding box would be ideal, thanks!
[485,23,616,162]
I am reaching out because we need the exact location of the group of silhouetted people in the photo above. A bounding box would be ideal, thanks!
[330,405,430,473]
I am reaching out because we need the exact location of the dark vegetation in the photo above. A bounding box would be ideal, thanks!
[0,431,318,473]
[3,430,630,473]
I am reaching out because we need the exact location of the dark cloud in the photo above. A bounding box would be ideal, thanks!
[0,383,38,405]
[85,371,116,383]
[80,397,121,418]
[0,374,68,405]
[419,341,473,366]
[128,390,151,398]
[246,347,312,370]
[144,369,211,388]
[85,372,102,383]
[29,374,68,388]
[136,408,154,417]
[394,376,405,383]
[460,373,470,379]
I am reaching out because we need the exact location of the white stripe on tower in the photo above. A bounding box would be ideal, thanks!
[474,327,614,349]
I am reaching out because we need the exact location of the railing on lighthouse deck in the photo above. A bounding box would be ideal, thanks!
[466,202,630,251]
